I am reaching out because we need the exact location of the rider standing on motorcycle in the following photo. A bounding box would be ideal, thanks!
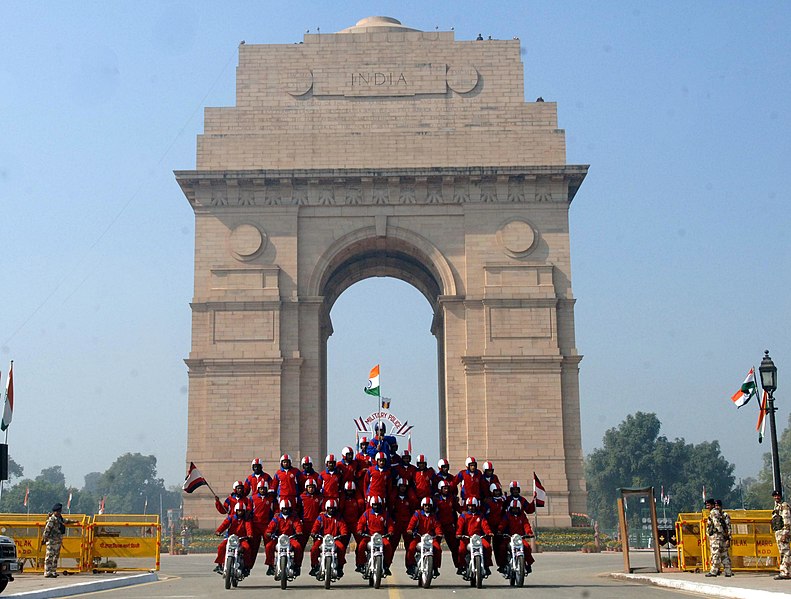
[391,477,418,553]
[318,454,344,502]
[309,499,349,578]
[435,459,458,496]
[434,480,461,569]
[456,457,484,502]
[405,497,443,578]
[364,452,394,502]
[484,483,508,572]
[413,455,437,501]
[497,499,535,573]
[355,496,395,575]
[340,481,366,551]
[366,423,395,463]
[271,454,302,505]
[481,462,501,500]
[507,481,536,515]
[244,458,273,497]
[215,481,251,515]
[264,499,304,577]
[298,478,324,560]
[214,503,254,574]
[300,457,318,491]
[456,497,493,577]
[394,450,417,490]
[249,482,274,568]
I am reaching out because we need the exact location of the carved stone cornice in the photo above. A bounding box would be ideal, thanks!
[175,165,588,209]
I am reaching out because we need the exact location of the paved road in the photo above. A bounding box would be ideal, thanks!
[92,551,689,598]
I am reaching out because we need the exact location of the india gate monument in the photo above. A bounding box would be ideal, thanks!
[176,16,588,527]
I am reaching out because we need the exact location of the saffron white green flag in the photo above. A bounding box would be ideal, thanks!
[364,364,380,397]
[1,361,13,432]
[731,367,757,408]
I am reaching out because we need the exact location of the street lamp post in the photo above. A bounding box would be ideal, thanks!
[760,350,780,493]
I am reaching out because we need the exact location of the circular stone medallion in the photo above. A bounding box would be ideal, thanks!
[229,224,266,261]
[447,65,480,94]
[285,69,313,96]
[497,219,537,257]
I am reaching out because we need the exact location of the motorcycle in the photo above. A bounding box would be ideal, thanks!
[411,533,437,589]
[274,534,299,590]
[503,533,530,587]
[317,534,342,589]
[362,532,387,589]
[461,534,486,589]
[222,534,247,590]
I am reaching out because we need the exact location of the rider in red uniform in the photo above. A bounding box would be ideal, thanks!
[483,483,508,571]
[264,499,304,577]
[364,452,393,502]
[507,481,536,515]
[434,480,461,568]
[481,461,501,500]
[393,450,417,490]
[298,478,324,557]
[300,456,318,491]
[456,497,493,577]
[413,454,436,500]
[355,496,395,575]
[456,457,484,502]
[215,481,251,515]
[318,454,344,502]
[271,454,302,504]
[214,503,254,574]
[405,497,443,578]
[340,481,366,549]
[244,458,273,497]
[390,478,418,553]
[309,499,349,578]
[497,499,536,573]
[249,482,274,567]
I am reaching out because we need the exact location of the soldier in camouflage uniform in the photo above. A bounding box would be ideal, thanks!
[41,503,74,578]
[772,490,791,580]
[704,498,733,577]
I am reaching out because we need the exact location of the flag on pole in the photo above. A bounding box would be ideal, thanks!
[407,434,412,454]
[23,486,29,507]
[533,472,547,507]
[660,486,670,505]
[182,462,209,493]
[757,389,768,443]
[364,365,380,397]
[731,367,757,408]
[1,361,14,431]
[66,491,73,511]
[702,485,707,502]
[98,496,105,514]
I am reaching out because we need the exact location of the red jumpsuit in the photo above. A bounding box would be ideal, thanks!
[355,508,395,568]
[405,509,443,568]
[484,496,508,568]
[414,467,437,501]
[497,511,535,566]
[318,468,344,502]
[244,471,273,497]
[310,514,349,568]
[482,473,502,498]
[264,513,304,567]
[508,493,536,515]
[435,470,458,496]
[271,467,302,503]
[249,491,274,566]
[215,514,254,568]
[364,464,393,501]
[393,463,417,489]
[456,511,493,568]
[340,493,366,548]
[434,492,461,567]
[216,493,251,515]
[456,469,484,502]
[390,490,418,551]
[298,490,324,556]
[353,453,370,497]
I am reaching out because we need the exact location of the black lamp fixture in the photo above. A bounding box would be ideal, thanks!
[760,350,778,395]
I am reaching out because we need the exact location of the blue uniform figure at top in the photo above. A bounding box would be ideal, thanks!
[366,422,397,464]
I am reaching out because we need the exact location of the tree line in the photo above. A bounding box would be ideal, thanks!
[586,411,791,528]
[0,452,181,516]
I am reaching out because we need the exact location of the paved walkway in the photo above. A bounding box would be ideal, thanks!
[2,572,157,598]
[612,570,791,598]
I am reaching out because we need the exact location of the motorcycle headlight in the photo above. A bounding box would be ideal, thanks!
[511,533,522,546]
[471,534,482,549]
[323,534,334,549]
[227,535,239,550]
[421,533,433,549]
[372,532,383,547]
[278,535,290,548]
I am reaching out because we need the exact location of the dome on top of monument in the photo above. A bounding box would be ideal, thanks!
[338,16,421,33]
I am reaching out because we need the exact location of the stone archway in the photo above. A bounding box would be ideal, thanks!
[176,16,588,527]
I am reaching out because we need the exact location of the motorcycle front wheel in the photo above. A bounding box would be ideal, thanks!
[224,557,233,590]
[324,555,333,589]
[474,555,483,589]
[279,555,288,590]
[373,555,383,589]
[421,556,433,589]
[515,555,525,587]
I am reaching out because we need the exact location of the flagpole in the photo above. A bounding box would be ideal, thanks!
[0,367,6,505]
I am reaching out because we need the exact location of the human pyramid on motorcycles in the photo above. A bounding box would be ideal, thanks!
[212,422,536,588]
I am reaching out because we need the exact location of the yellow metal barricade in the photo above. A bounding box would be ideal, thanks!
[0,514,91,573]
[677,510,779,573]
[675,513,704,571]
[89,515,160,572]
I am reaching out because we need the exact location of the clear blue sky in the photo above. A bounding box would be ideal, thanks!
[1,2,789,493]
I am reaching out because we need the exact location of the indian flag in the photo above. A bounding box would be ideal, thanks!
[757,390,768,443]
[364,365,380,397]
[731,367,757,408]
[1,361,13,432]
